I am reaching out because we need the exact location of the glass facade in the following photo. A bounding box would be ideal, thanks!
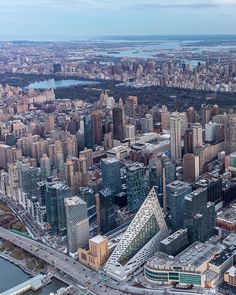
[145,269,201,286]
[84,115,94,149]
[99,188,117,233]
[101,158,122,195]
[184,188,215,243]
[126,163,148,213]
[44,181,71,236]
[167,181,192,231]
[118,214,159,265]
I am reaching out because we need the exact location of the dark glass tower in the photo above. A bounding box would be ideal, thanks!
[167,180,192,231]
[101,158,122,195]
[126,163,148,213]
[44,181,71,236]
[79,187,97,224]
[113,107,124,141]
[83,115,94,149]
[184,188,215,243]
[97,188,116,233]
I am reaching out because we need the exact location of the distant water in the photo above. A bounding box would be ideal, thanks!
[95,35,236,58]
[0,258,66,294]
[25,79,98,90]
[0,257,29,292]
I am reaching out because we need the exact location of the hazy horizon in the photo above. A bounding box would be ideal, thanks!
[2,34,236,43]
[1,0,236,40]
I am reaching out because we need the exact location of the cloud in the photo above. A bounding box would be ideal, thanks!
[1,0,236,11]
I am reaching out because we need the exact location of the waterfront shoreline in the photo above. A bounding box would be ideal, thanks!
[0,252,36,276]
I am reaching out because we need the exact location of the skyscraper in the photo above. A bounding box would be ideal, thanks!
[184,128,193,154]
[167,180,192,231]
[124,96,137,117]
[96,188,116,233]
[79,187,97,224]
[205,122,218,143]
[225,114,236,154]
[44,181,71,236]
[65,196,89,254]
[91,111,102,145]
[126,163,148,213]
[83,115,94,149]
[201,105,212,126]
[192,123,203,148]
[183,153,200,183]
[145,114,154,132]
[159,105,170,130]
[18,159,40,206]
[101,158,122,195]
[40,154,51,180]
[76,130,85,153]
[104,187,169,281]
[184,188,215,243]
[187,107,196,124]
[170,112,182,160]
[195,173,223,205]
[113,107,124,141]
[125,124,135,143]
[45,114,55,133]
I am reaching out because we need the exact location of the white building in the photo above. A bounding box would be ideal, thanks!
[192,123,203,148]
[104,187,169,281]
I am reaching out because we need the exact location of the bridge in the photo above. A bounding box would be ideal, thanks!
[0,227,96,290]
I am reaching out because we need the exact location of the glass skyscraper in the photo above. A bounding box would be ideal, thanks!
[101,158,122,195]
[79,187,97,224]
[167,180,192,231]
[97,188,117,234]
[44,181,71,236]
[83,115,94,149]
[65,196,89,254]
[184,188,215,243]
[126,163,148,213]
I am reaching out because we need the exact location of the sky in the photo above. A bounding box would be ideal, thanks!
[1,0,236,40]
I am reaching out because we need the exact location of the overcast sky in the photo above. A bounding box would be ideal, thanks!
[1,0,236,40]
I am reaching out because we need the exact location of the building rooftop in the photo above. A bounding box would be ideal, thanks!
[90,235,107,244]
[225,266,236,278]
[209,251,232,267]
[217,204,236,225]
[101,158,120,164]
[161,229,188,246]
[147,242,220,270]
[223,233,236,247]
[195,172,221,186]
[204,270,218,282]
[64,196,86,206]
[126,162,144,171]
[167,180,190,190]
[185,188,207,201]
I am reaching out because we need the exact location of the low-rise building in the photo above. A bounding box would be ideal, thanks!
[216,203,236,232]
[224,266,236,287]
[145,241,221,288]
[160,229,188,257]
[78,235,109,270]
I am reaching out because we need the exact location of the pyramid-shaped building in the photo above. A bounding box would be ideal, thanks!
[104,187,169,281]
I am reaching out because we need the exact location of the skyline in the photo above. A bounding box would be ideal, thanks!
[1,0,236,41]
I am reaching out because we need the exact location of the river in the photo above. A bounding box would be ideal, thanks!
[0,258,66,294]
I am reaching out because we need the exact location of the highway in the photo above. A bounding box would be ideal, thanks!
[0,227,210,295]
[0,227,97,292]
[0,227,127,295]
[0,194,43,239]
